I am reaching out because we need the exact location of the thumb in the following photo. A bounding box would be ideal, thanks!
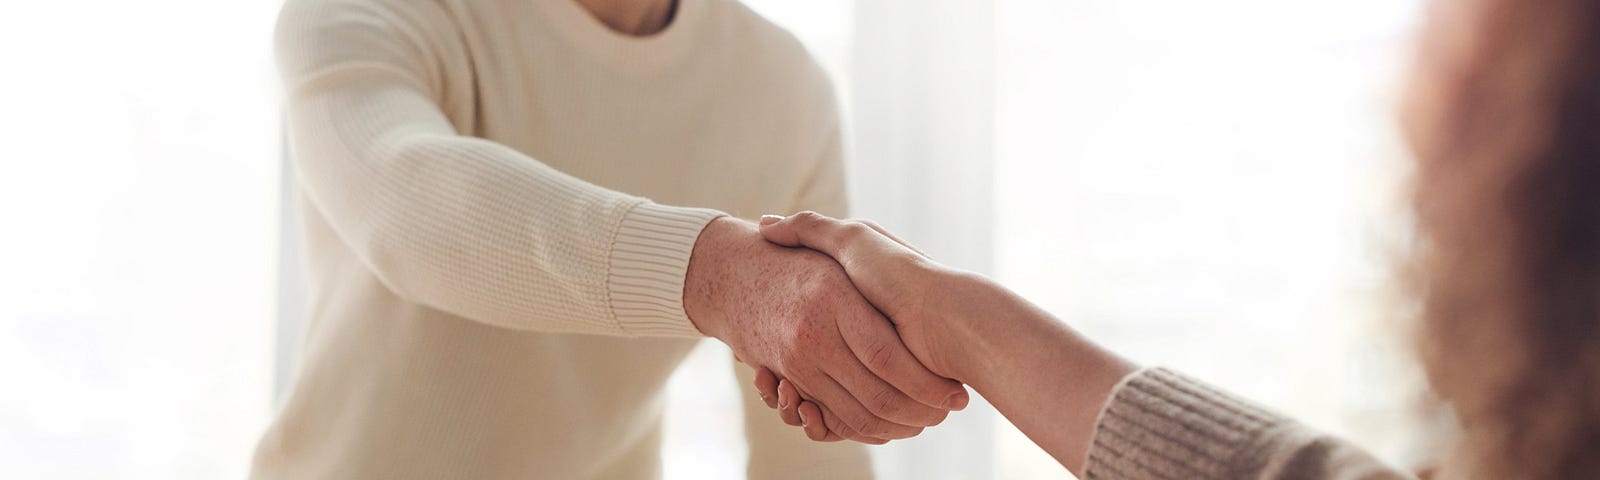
[757,215,792,245]
[757,211,849,256]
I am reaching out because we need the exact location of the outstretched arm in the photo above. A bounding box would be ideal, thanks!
[278,0,963,443]
[277,0,726,336]
[754,213,1136,471]
[751,212,1413,480]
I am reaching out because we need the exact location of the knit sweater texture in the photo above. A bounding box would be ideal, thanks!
[1086,368,1415,480]
[252,0,865,478]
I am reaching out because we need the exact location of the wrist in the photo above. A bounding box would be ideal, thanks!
[683,216,754,340]
[934,273,1132,390]
[931,271,1014,383]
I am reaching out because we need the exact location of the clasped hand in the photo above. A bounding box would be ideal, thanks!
[683,217,969,444]
[748,212,982,442]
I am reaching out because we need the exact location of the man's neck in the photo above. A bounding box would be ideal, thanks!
[573,0,679,37]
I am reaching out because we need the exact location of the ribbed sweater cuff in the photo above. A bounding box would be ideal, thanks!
[1084,367,1292,480]
[607,202,726,337]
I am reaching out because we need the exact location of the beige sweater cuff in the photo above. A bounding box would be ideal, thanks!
[606,202,726,337]
[1084,367,1293,480]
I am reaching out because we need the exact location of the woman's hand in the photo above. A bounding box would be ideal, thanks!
[758,212,974,379]
[752,212,1140,471]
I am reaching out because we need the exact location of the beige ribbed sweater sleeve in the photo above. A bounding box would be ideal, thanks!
[1084,368,1415,480]
[275,0,722,337]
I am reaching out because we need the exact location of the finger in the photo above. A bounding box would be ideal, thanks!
[753,367,779,409]
[786,377,865,440]
[783,378,854,441]
[817,401,894,444]
[801,401,868,443]
[801,397,878,443]
[839,306,968,412]
[825,328,947,425]
[799,370,923,440]
[855,219,930,259]
[785,380,874,442]
[757,211,858,255]
[776,378,803,427]
[760,213,919,293]
[797,399,830,441]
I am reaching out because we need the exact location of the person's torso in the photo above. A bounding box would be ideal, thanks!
[436,0,835,217]
[256,0,838,478]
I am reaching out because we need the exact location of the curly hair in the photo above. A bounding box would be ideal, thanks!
[1406,0,1600,477]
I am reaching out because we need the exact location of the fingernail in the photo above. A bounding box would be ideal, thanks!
[777,391,788,409]
[944,390,970,410]
[759,214,784,226]
[799,410,810,427]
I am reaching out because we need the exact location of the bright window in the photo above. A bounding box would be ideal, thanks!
[0,1,281,478]
[993,0,1427,476]
[692,1,1431,478]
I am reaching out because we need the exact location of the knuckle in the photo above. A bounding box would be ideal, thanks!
[867,387,900,418]
[794,265,832,293]
[823,411,847,431]
[782,307,831,345]
[864,341,896,373]
[839,221,872,241]
[797,277,832,304]
[796,281,847,320]
[785,310,828,345]
[775,348,807,369]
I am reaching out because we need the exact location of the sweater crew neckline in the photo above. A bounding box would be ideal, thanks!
[536,0,708,74]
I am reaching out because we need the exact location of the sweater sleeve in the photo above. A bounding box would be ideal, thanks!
[275,0,722,337]
[1084,368,1414,480]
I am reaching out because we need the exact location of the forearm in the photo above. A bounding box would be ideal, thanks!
[280,0,730,337]
[940,277,1410,480]
[290,89,723,335]
[938,274,1138,475]
[752,212,1408,478]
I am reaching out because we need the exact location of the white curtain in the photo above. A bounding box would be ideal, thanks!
[0,1,282,477]
[846,0,999,478]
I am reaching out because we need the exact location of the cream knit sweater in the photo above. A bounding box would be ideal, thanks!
[252,0,867,478]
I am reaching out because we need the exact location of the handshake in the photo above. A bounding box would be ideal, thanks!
[683,212,983,444]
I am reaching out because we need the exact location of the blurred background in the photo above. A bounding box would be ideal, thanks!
[0,0,1426,478]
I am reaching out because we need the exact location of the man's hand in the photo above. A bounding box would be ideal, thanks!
[683,217,969,443]
[758,213,981,380]
[752,213,1141,472]
[747,212,990,441]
